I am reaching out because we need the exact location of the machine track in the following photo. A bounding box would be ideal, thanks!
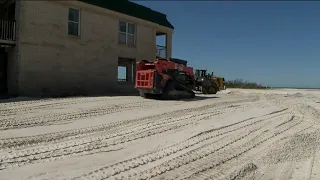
[160,80,195,100]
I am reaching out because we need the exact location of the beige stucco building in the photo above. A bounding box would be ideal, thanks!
[0,0,174,96]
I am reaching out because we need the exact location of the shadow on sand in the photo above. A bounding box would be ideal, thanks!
[0,92,218,104]
[148,93,220,102]
[183,95,219,102]
[0,92,141,104]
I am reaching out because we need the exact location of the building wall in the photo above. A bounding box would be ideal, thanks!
[6,0,21,95]
[12,0,173,96]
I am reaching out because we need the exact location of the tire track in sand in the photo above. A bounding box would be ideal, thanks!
[0,96,132,116]
[0,96,131,109]
[0,96,259,149]
[71,108,290,180]
[0,100,182,130]
[0,97,88,108]
[170,117,310,180]
[0,97,260,170]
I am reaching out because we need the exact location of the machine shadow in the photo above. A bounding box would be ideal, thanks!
[181,96,219,102]
[156,95,219,102]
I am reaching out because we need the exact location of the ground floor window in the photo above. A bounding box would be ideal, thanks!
[117,66,127,82]
[117,57,136,83]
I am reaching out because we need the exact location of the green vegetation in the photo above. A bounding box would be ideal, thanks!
[225,79,269,89]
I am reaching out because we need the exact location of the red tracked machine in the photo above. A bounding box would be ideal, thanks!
[135,58,195,99]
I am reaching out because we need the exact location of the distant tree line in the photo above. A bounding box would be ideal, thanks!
[225,79,270,89]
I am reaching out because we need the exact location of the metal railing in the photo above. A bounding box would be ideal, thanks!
[156,45,167,58]
[0,19,16,42]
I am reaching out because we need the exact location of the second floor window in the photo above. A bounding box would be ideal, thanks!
[119,21,136,46]
[68,8,80,36]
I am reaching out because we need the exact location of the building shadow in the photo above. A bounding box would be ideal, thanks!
[0,92,141,104]
[0,92,220,103]
[0,95,44,103]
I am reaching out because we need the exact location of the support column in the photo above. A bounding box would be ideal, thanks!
[165,33,172,58]
[153,29,157,60]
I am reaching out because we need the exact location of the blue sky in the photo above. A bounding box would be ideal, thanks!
[134,1,320,88]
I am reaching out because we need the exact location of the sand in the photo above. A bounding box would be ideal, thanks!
[0,88,320,180]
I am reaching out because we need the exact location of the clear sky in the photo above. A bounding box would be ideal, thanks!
[135,1,320,88]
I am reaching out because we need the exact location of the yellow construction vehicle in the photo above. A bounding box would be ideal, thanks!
[206,72,226,91]
[215,76,226,90]
[194,69,225,94]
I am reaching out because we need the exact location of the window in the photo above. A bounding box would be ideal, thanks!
[118,57,136,83]
[68,8,80,36]
[118,21,136,46]
[117,66,127,82]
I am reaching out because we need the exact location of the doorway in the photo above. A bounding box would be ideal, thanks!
[0,48,8,94]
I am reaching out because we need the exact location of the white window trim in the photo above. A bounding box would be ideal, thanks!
[119,21,136,46]
[68,8,81,36]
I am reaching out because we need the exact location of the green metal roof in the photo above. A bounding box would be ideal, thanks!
[78,0,174,29]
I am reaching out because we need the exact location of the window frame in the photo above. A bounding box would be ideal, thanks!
[68,7,81,36]
[118,20,136,46]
